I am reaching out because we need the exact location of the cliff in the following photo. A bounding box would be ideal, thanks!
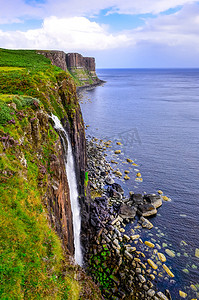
[37,50,103,87]
[0,48,101,299]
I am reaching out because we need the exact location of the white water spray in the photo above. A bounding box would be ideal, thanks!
[51,114,83,266]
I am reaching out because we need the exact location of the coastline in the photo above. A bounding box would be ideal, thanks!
[86,136,174,300]
[76,79,106,93]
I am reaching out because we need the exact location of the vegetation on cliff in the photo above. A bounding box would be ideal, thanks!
[0,48,101,299]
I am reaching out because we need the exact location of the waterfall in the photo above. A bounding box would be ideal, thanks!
[51,114,83,266]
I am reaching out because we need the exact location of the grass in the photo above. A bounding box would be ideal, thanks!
[0,49,101,299]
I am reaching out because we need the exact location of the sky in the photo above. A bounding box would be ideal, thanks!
[1,0,199,67]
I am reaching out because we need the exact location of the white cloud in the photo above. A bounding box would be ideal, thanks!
[0,16,131,51]
[130,3,199,49]
[0,0,199,25]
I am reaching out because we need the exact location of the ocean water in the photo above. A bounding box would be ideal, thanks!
[80,69,199,299]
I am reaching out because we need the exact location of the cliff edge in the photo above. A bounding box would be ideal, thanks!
[0,48,101,299]
[37,50,103,88]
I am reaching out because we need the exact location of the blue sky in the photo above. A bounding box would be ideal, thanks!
[1,0,199,67]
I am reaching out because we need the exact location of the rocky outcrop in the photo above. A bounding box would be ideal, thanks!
[37,50,103,87]
[66,53,95,72]
[37,50,67,71]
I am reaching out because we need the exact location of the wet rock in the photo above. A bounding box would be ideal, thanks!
[138,274,146,283]
[165,249,175,258]
[126,158,133,163]
[115,150,121,154]
[124,250,133,260]
[148,289,156,297]
[157,252,166,262]
[119,204,137,220]
[137,204,157,217]
[107,187,122,199]
[105,176,115,185]
[163,264,175,277]
[144,194,162,208]
[131,234,140,240]
[147,259,158,270]
[130,194,144,206]
[140,216,153,229]
[144,241,155,248]
[179,291,187,298]
[165,289,172,300]
[112,183,124,194]
[195,248,199,258]
[157,291,169,300]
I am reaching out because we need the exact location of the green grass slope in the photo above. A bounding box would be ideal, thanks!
[0,49,101,299]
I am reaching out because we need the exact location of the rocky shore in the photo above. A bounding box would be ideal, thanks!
[86,137,176,300]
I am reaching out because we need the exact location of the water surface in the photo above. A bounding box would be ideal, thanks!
[80,69,199,298]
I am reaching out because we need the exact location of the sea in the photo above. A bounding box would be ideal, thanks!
[80,69,199,299]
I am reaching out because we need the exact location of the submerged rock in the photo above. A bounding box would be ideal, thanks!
[124,175,130,180]
[179,290,187,298]
[195,248,199,258]
[115,150,121,154]
[126,158,133,163]
[165,249,175,258]
[140,216,153,229]
[163,264,174,277]
[147,259,158,270]
[157,252,166,263]
[145,241,155,248]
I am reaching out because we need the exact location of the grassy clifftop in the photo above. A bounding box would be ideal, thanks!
[0,49,101,299]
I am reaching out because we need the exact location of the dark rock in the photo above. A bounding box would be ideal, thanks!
[119,204,137,219]
[165,289,172,300]
[95,196,108,207]
[105,176,115,185]
[130,194,144,206]
[37,50,67,71]
[100,171,106,177]
[107,187,122,199]
[137,204,157,217]
[112,203,121,213]
[112,183,124,194]
[144,194,162,208]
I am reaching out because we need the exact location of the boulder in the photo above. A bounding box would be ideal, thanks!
[112,183,124,194]
[130,194,144,206]
[105,176,115,185]
[119,204,137,219]
[144,194,162,208]
[137,203,157,217]
[107,187,122,199]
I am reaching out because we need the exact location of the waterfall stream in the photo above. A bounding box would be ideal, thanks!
[51,114,83,266]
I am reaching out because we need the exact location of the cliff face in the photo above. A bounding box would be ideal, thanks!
[37,50,102,87]
[66,53,95,72]
[56,73,90,253]
[37,50,67,71]
[0,48,101,299]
